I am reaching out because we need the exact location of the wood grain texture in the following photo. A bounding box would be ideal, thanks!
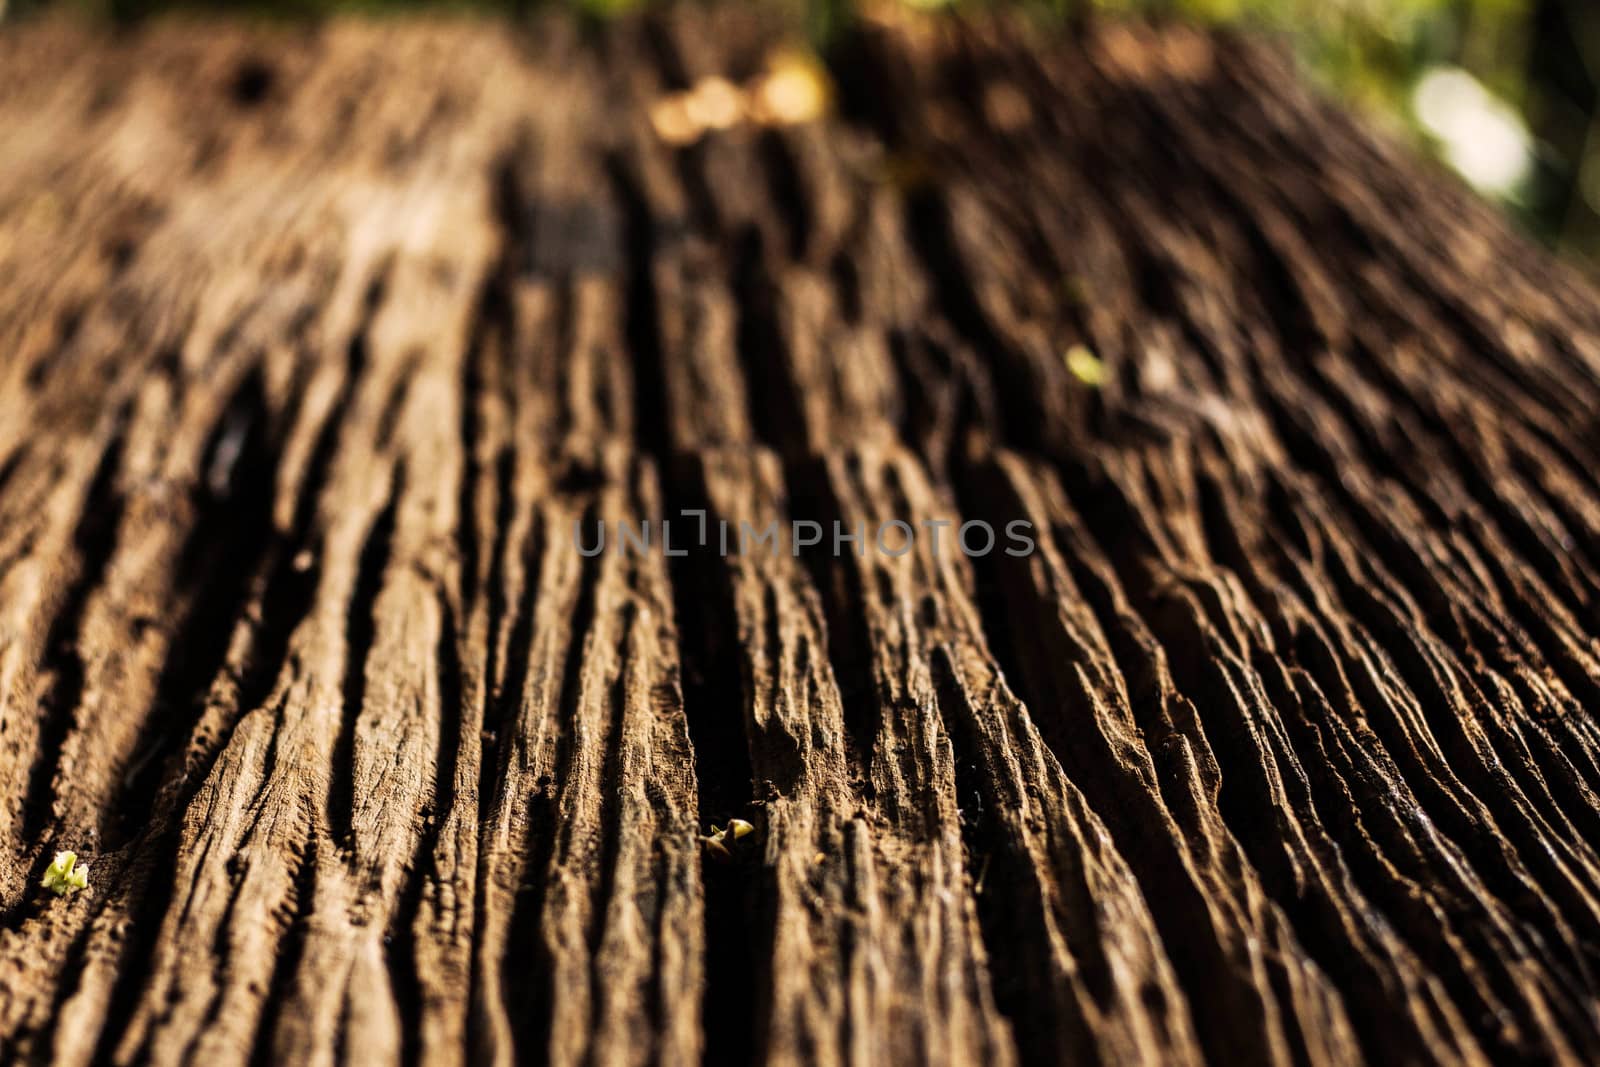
[2,7,1599,1064]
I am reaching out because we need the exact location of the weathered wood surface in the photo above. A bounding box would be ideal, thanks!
[3,6,1600,1064]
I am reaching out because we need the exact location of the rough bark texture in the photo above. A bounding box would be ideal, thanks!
[3,6,1600,1065]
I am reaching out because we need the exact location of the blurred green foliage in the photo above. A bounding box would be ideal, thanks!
[964,0,1600,257]
[5,0,1600,258]
[1083,0,1600,258]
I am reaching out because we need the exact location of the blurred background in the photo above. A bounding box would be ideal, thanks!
[4,0,1599,263]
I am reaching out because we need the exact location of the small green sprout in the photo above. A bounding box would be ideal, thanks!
[1064,344,1108,388]
[701,819,757,862]
[41,850,89,897]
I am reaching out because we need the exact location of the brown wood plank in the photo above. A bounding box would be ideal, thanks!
[2,8,1600,1066]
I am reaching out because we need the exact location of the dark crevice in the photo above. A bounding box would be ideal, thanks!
[465,500,541,1058]
[0,443,27,500]
[244,835,321,1067]
[504,503,600,1066]
[330,465,403,852]
[21,408,130,847]
[728,226,808,458]
[606,152,672,461]
[106,367,279,851]
[756,130,810,264]
[899,187,1048,454]
[228,57,276,107]
[373,356,416,453]
[429,586,467,861]
[467,144,533,822]
[25,301,88,391]
[780,457,879,788]
[480,445,522,727]
[660,458,761,1067]
[389,581,466,1067]
[455,298,495,624]
[891,326,999,481]
[931,648,1100,1067]
[582,595,635,1048]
